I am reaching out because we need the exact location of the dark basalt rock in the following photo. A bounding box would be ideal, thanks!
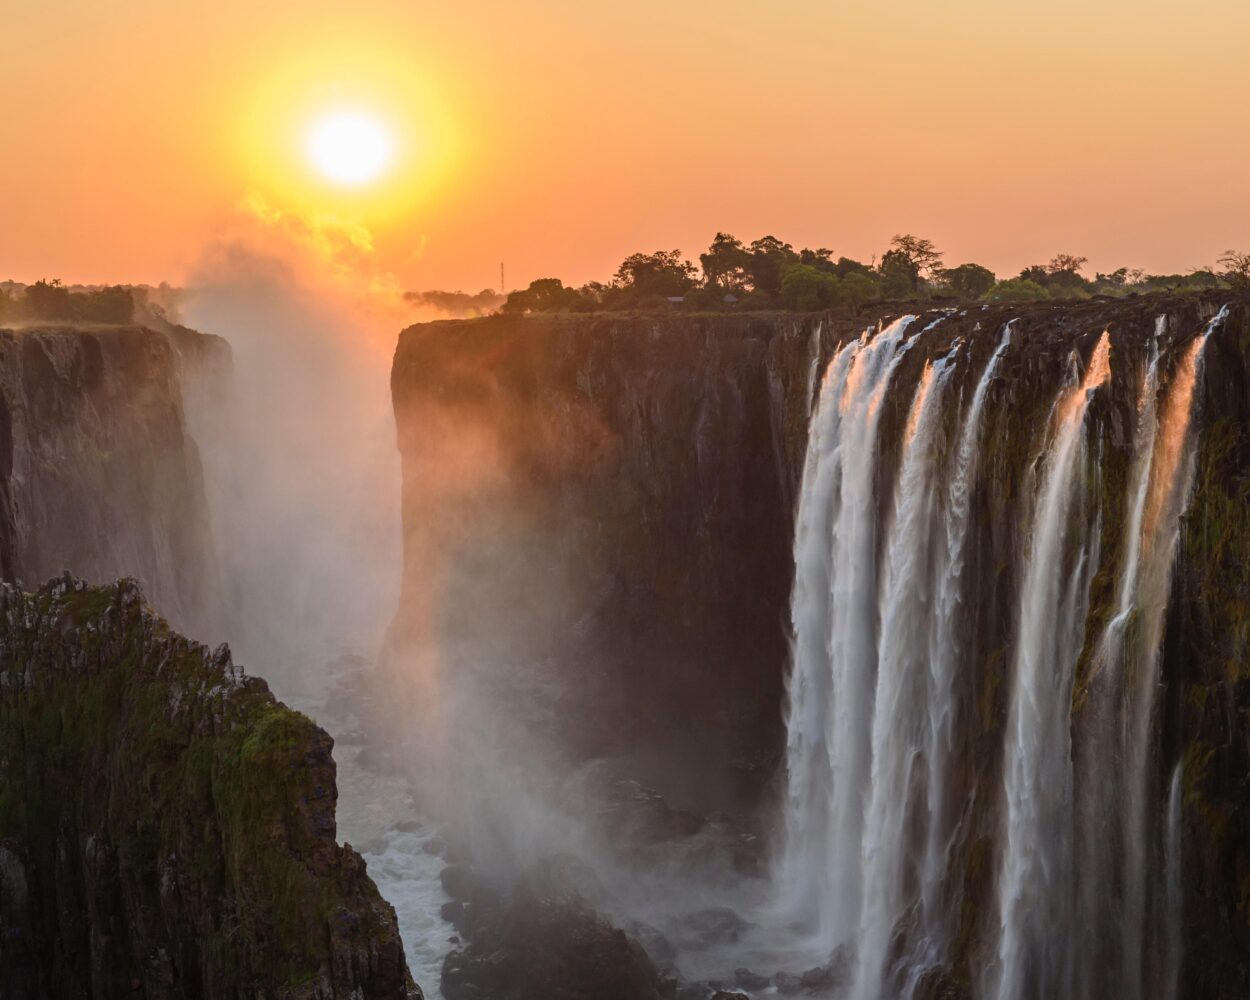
[390,293,1250,996]
[0,323,228,638]
[440,873,664,1000]
[0,575,420,1000]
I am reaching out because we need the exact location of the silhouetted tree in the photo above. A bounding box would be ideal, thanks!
[1218,250,1250,289]
[745,236,797,300]
[887,234,944,277]
[614,250,698,297]
[880,249,922,298]
[700,233,751,291]
[942,262,997,300]
[1047,254,1088,275]
[503,278,585,313]
[23,279,72,319]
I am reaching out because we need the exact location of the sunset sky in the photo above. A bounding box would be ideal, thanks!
[3,0,1248,293]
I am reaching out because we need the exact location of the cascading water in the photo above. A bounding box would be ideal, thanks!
[989,332,1110,1000]
[909,322,1013,986]
[780,314,916,949]
[853,351,957,1000]
[775,307,1226,1000]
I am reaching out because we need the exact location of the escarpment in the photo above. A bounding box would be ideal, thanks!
[0,323,227,637]
[0,575,420,1000]
[389,293,1250,995]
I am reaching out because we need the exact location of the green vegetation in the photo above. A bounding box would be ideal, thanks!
[0,577,414,996]
[487,234,1249,316]
[1,279,137,324]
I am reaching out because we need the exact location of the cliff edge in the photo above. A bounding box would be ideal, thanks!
[0,575,420,1000]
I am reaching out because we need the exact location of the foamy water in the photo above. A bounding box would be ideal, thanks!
[281,656,456,999]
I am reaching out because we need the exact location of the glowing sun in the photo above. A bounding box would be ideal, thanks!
[306,110,394,186]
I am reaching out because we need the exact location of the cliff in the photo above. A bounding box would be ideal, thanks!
[0,323,227,637]
[389,293,1250,995]
[0,574,419,999]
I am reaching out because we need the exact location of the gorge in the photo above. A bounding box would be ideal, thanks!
[1,293,1249,999]
[388,293,1250,999]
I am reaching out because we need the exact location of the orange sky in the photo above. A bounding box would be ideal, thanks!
[2,0,1248,292]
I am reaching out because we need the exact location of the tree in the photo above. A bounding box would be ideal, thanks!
[798,248,837,272]
[887,234,944,278]
[502,278,583,313]
[700,233,750,291]
[880,249,921,298]
[841,271,882,312]
[1218,250,1250,289]
[985,278,1049,302]
[1047,254,1088,275]
[780,264,841,311]
[23,278,72,319]
[942,263,997,300]
[745,236,798,300]
[833,256,874,278]
[614,250,697,298]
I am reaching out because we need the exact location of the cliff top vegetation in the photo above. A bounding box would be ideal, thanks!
[480,237,1250,316]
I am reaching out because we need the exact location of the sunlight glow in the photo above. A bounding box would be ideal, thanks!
[307,111,393,186]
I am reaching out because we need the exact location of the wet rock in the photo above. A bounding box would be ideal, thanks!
[732,967,770,990]
[670,907,754,950]
[440,880,663,1000]
[441,864,485,901]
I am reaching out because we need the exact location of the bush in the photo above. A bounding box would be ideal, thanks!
[983,278,1050,302]
[781,264,842,311]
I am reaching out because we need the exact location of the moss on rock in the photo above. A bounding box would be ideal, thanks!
[0,574,420,1000]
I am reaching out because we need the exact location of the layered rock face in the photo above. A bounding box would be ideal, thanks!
[0,323,226,636]
[389,293,1250,995]
[0,575,419,1000]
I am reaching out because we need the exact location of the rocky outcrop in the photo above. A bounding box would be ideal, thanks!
[0,323,227,637]
[438,862,664,1000]
[0,574,420,999]
[389,293,1250,994]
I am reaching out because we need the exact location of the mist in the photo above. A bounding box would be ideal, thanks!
[179,207,404,688]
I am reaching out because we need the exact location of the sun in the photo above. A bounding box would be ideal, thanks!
[306,110,394,187]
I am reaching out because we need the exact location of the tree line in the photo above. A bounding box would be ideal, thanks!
[0,280,137,324]
[501,236,1250,314]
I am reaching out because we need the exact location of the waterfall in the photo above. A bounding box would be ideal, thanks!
[989,331,1111,1000]
[1164,762,1184,1000]
[780,315,915,949]
[776,308,1225,999]
[911,323,1013,980]
[853,351,956,1000]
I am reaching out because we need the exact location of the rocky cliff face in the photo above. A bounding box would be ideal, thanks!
[0,575,420,1000]
[389,293,1250,994]
[0,323,227,637]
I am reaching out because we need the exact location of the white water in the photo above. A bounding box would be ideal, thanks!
[1118,307,1227,994]
[1164,763,1184,1000]
[852,352,955,999]
[908,323,1013,989]
[779,315,916,950]
[987,331,1111,1000]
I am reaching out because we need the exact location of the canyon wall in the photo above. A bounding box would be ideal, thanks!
[0,323,227,636]
[0,322,423,997]
[389,293,1250,995]
[0,575,418,999]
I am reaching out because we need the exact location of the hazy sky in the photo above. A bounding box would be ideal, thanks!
[3,0,1248,291]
